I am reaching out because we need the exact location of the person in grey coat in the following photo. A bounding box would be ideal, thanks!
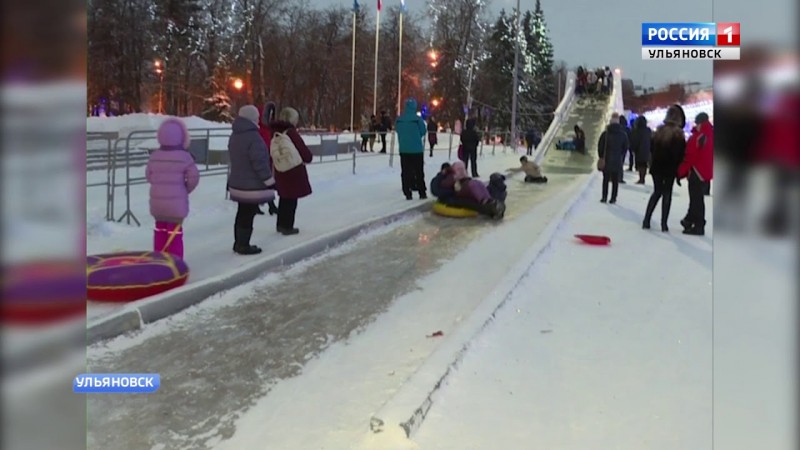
[227,105,276,255]
[597,112,629,203]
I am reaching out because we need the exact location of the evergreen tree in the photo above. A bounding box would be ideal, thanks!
[474,10,515,130]
[526,0,556,131]
[201,72,233,123]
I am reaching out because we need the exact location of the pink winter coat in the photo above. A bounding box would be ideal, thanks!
[146,118,200,222]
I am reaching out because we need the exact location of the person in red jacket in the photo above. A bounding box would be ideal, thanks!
[677,112,713,235]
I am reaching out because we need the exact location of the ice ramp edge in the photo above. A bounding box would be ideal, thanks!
[86,201,433,345]
[367,170,600,442]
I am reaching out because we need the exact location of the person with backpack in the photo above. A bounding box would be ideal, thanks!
[677,112,713,235]
[227,105,276,254]
[395,98,428,199]
[268,107,313,235]
[145,118,200,259]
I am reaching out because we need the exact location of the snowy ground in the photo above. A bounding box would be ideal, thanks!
[412,170,713,449]
[86,146,523,320]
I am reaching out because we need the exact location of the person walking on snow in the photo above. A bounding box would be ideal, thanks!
[227,105,277,254]
[427,116,438,157]
[460,117,481,177]
[146,118,200,259]
[268,107,314,235]
[643,104,686,232]
[395,98,428,200]
[677,112,713,235]
[597,112,629,204]
[619,114,634,175]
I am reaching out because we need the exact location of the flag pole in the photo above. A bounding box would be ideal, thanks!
[350,7,357,135]
[373,5,381,115]
[396,9,403,117]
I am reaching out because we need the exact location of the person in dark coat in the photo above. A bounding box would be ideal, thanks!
[427,116,438,157]
[430,162,455,200]
[369,115,379,152]
[619,114,634,174]
[643,104,686,231]
[227,105,276,254]
[597,112,629,203]
[573,124,586,153]
[630,116,652,184]
[268,107,313,235]
[379,110,392,153]
[487,173,507,202]
[460,118,481,177]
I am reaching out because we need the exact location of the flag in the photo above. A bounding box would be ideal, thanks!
[377,0,382,11]
[400,0,406,13]
[353,0,359,12]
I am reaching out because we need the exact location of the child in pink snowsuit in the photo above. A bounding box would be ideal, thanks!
[145,118,200,259]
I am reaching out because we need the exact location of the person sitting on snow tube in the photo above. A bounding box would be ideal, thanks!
[431,162,503,219]
[447,161,505,219]
[507,156,548,183]
[430,162,456,201]
[487,173,507,202]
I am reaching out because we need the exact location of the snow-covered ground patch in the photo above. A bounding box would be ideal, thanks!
[412,172,714,449]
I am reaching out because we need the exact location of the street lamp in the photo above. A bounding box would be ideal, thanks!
[154,60,164,114]
[431,98,440,107]
[233,78,244,91]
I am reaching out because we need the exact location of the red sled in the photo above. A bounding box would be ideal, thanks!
[574,234,611,246]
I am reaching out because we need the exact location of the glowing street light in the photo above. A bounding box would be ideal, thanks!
[615,68,621,74]
[154,60,164,113]
[233,78,244,91]
[431,98,440,107]
[428,50,438,61]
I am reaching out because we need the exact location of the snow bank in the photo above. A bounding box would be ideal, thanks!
[86,113,229,137]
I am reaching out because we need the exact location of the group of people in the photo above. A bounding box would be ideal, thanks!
[555,123,587,153]
[596,105,713,235]
[576,66,613,96]
[146,102,315,258]
[359,110,392,153]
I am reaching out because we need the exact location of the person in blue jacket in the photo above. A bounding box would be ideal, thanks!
[395,98,428,200]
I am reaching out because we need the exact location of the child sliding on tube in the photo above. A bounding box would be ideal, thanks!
[507,156,548,183]
[146,118,200,259]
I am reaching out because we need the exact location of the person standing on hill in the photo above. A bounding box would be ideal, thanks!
[460,118,481,178]
[379,110,392,153]
[619,114,634,174]
[643,104,686,232]
[395,98,428,200]
[677,112,713,235]
[597,112,629,204]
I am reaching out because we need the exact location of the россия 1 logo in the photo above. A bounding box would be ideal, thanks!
[641,22,740,60]
[73,373,160,394]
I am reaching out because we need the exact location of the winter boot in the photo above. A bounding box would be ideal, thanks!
[267,200,279,216]
[233,228,262,255]
[277,227,300,235]
[643,195,659,229]
[154,221,184,259]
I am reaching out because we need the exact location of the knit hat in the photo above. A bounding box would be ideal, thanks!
[238,105,260,124]
[695,112,709,124]
[452,161,468,180]
[157,117,190,150]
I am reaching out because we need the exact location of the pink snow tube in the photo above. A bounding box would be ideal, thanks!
[87,251,189,302]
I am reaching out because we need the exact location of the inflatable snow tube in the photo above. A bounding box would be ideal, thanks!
[2,260,86,324]
[432,201,479,218]
[87,251,189,302]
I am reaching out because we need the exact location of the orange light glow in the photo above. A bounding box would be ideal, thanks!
[233,78,244,91]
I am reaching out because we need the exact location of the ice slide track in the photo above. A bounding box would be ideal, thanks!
[86,108,610,450]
